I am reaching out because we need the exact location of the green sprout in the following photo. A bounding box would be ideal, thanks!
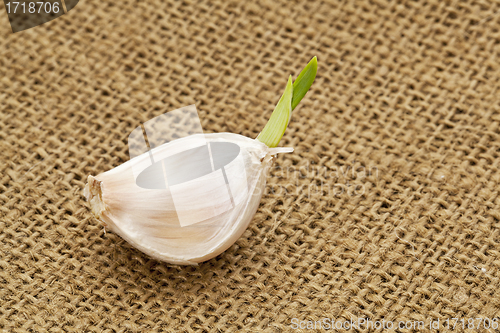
[257,56,318,148]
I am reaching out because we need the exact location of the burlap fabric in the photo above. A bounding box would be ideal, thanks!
[1,0,500,332]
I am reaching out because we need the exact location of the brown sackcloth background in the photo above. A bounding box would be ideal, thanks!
[1,0,500,332]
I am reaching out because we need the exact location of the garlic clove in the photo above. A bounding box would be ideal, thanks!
[84,133,292,265]
[84,57,316,265]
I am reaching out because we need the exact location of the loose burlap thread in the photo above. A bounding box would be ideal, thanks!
[1,0,500,332]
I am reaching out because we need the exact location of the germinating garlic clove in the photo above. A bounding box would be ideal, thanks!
[84,133,292,265]
[83,57,317,265]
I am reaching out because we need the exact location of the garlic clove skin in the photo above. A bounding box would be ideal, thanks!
[84,133,292,265]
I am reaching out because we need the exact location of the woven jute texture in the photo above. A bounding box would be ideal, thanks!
[1,0,500,332]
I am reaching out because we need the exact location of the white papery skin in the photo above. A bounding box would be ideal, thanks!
[84,133,292,265]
